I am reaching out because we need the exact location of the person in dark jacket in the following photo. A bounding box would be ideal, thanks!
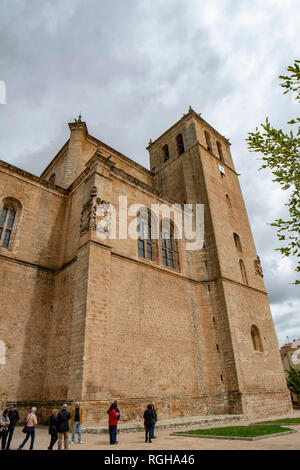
[150,404,157,439]
[56,404,71,450]
[144,404,155,443]
[6,404,19,450]
[0,409,10,450]
[71,402,83,444]
[48,409,59,450]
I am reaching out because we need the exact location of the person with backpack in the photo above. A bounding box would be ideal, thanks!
[143,404,155,443]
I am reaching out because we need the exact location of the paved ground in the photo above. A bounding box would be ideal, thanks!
[7,410,300,451]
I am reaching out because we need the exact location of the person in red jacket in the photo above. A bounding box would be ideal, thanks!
[107,403,118,444]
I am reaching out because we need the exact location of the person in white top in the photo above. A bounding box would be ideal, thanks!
[18,407,38,450]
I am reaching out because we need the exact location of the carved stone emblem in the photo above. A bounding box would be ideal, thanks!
[95,200,111,234]
[254,256,263,277]
[80,186,111,235]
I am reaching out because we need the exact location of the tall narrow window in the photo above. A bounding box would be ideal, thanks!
[204,130,212,152]
[0,198,21,249]
[217,141,224,162]
[233,233,242,253]
[176,133,185,155]
[225,194,232,211]
[137,208,157,262]
[239,259,248,284]
[251,325,263,352]
[161,219,179,270]
[162,144,170,161]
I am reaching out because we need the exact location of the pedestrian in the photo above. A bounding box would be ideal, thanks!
[48,409,59,450]
[114,400,121,423]
[150,404,157,439]
[107,400,120,422]
[0,409,10,450]
[107,400,120,439]
[144,404,155,443]
[18,407,37,450]
[71,402,83,444]
[107,402,118,445]
[6,404,19,450]
[56,404,71,450]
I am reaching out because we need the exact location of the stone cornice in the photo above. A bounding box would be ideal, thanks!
[0,160,68,196]
[221,276,267,296]
[197,142,238,175]
[68,120,88,135]
[67,166,91,194]
[85,149,116,171]
[153,142,238,176]
[86,134,153,177]
[109,251,268,296]
[0,252,78,273]
[112,165,177,204]
[68,150,179,206]
[0,249,268,297]
[0,253,56,272]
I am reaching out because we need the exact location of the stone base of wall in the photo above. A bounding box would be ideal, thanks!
[81,396,218,426]
[241,391,293,419]
[2,391,291,425]
[0,401,74,426]
[1,393,236,426]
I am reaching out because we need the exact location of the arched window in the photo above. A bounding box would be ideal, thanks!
[233,233,242,253]
[162,144,170,161]
[161,219,179,270]
[251,325,263,352]
[217,141,224,162]
[225,194,232,211]
[204,130,212,152]
[0,197,21,249]
[137,208,157,262]
[239,259,248,284]
[176,134,185,155]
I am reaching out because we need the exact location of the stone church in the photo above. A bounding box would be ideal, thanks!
[0,107,291,424]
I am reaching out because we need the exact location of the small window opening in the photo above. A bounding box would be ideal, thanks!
[217,141,224,162]
[162,144,170,161]
[204,131,212,152]
[176,134,185,155]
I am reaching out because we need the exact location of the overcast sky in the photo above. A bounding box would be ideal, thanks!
[0,0,299,346]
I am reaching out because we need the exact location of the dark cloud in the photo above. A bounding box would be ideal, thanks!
[0,0,299,346]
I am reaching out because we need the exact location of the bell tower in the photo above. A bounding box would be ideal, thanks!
[147,107,291,418]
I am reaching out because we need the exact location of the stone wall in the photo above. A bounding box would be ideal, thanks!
[0,110,293,426]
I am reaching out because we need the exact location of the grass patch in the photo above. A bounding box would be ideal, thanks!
[254,418,300,425]
[181,425,292,438]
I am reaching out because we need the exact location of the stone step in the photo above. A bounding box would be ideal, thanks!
[82,414,244,434]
